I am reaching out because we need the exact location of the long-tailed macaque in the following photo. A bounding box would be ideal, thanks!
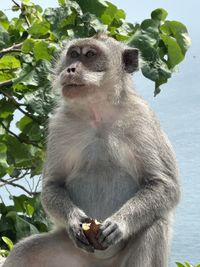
[3,33,180,267]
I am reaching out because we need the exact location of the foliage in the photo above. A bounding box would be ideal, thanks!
[0,0,190,255]
[176,262,200,267]
[0,194,50,253]
[0,236,13,257]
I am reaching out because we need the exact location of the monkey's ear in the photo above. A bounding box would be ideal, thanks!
[122,49,139,73]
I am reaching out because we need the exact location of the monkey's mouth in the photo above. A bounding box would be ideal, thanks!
[65,84,85,87]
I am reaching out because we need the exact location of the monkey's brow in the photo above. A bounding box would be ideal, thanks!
[67,46,81,53]
[68,44,100,52]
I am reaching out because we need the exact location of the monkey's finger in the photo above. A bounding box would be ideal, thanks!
[76,230,90,246]
[76,240,94,253]
[97,223,118,243]
[80,216,91,223]
[80,215,92,223]
[96,221,111,239]
[101,231,121,247]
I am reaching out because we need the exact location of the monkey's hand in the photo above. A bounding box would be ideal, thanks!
[66,208,95,253]
[96,219,126,249]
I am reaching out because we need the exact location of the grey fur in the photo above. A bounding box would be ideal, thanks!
[3,34,180,267]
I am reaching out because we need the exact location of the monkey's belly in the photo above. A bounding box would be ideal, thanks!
[66,169,139,220]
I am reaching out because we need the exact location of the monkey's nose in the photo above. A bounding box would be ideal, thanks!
[67,67,76,73]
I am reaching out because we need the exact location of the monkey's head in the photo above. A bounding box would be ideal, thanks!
[54,33,139,99]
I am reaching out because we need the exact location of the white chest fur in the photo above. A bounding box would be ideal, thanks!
[48,97,139,183]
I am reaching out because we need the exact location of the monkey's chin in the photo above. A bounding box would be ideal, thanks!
[62,84,93,99]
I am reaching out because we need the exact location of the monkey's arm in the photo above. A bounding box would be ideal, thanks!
[97,128,180,247]
[41,166,94,252]
[42,173,77,225]
[111,131,180,238]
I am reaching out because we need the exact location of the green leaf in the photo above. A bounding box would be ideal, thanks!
[161,34,184,68]
[16,116,32,132]
[23,202,35,217]
[22,38,35,53]
[151,8,168,21]
[2,236,14,251]
[101,2,118,25]
[5,135,31,165]
[75,0,108,17]
[15,215,39,240]
[33,41,51,61]
[0,125,6,135]
[29,21,50,36]
[160,21,191,55]
[0,55,21,70]
[14,64,39,86]
[141,19,159,31]
[0,11,9,30]
[16,116,42,142]
[183,262,192,267]
[0,25,10,50]
[58,0,65,6]
[0,142,9,173]
[0,142,7,154]
[176,263,187,267]
[0,99,16,119]
[6,210,17,221]
[13,195,30,213]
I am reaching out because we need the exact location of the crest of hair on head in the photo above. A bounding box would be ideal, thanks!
[93,31,109,40]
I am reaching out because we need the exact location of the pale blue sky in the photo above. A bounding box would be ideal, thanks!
[1,1,200,265]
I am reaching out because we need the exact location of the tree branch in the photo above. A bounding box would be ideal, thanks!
[0,43,22,58]
[12,0,31,27]
[0,178,37,196]
[0,88,41,124]
[0,80,13,88]
[0,121,43,149]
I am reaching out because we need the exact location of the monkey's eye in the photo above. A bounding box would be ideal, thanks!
[70,50,79,58]
[85,50,96,58]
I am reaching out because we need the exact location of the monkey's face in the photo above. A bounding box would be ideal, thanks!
[56,35,139,99]
[59,40,109,99]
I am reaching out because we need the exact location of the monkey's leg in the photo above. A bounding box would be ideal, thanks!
[119,219,170,267]
[3,229,98,267]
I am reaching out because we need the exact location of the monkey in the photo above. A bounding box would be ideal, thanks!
[3,33,180,267]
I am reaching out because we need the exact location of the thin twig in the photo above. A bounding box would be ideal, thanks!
[0,121,43,149]
[0,120,22,141]
[12,0,31,27]
[25,177,32,192]
[0,88,41,124]
[0,195,5,204]
[34,175,42,193]
[0,178,37,196]
[0,171,31,188]
[4,184,12,199]
[11,0,20,8]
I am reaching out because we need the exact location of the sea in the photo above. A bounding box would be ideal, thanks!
[134,45,200,266]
